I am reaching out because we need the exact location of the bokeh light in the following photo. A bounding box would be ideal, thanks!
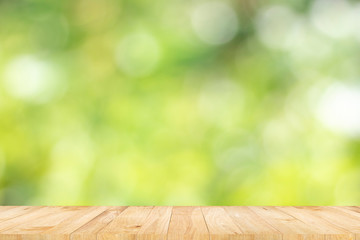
[191,1,239,45]
[316,82,360,138]
[115,32,160,77]
[0,0,359,206]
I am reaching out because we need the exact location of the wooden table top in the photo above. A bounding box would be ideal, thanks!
[0,206,358,240]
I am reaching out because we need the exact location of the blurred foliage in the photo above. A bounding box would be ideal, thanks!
[0,0,360,205]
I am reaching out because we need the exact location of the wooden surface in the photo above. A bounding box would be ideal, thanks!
[0,207,358,240]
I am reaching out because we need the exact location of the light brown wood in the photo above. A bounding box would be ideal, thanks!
[167,206,209,240]
[293,207,360,239]
[248,206,323,240]
[202,206,242,240]
[0,206,63,233]
[137,206,172,240]
[0,206,42,223]
[0,207,358,240]
[97,206,153,240]
[224,206,281,240]
[0,206,106,240]
[71,207,127,240]
[43,206,108,240]
[276,206,354,240]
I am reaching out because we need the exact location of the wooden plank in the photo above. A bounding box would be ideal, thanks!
[71,207,127,240]
[330,207,360,219]
[43,206,108,240]
[342,207,360,214]
[201,206,242,240]
[0,207,18,217]
[224,206,281,240]
[277,206,354,240]
[97,206,154,240]
[0,206,42,223]
[293,207,360,236]
[167,206,209,240]
[0,206,103,240]
[248,206,323,240]
[0,207,14,212]
[137,206,172,240]
[0,206,66,233]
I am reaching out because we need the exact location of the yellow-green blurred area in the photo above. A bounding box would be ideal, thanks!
[0,0,360,206]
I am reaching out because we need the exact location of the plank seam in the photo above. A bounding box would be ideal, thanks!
[246,207,284,240]
[223,206,282,236]
[135,206,155,240]
[200,207,211,240]
[0,206,42,226]
[0,206,67,233]
[276,207,354,235]
[94,207,129,240]
[68,207,109,240]
[166,206,173,240]
[329,206,360,220]
[282,207,356,240]
[273,207,328,240]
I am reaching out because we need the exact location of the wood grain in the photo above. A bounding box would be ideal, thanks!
[0,206,63,233]
[0,206,105,240]
[71,207,127,240]
[224,206,281,240]
[0,206,42,223]
[248,206,323,240]
[293,207,360,239]
[98,206,153,240]
[0,207,358,240]
[277,206,354,240]
[137,206,172,240]
[202,206,242,240]
[167,206,209,240]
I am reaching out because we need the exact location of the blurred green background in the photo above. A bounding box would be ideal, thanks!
[0,0,360,206]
